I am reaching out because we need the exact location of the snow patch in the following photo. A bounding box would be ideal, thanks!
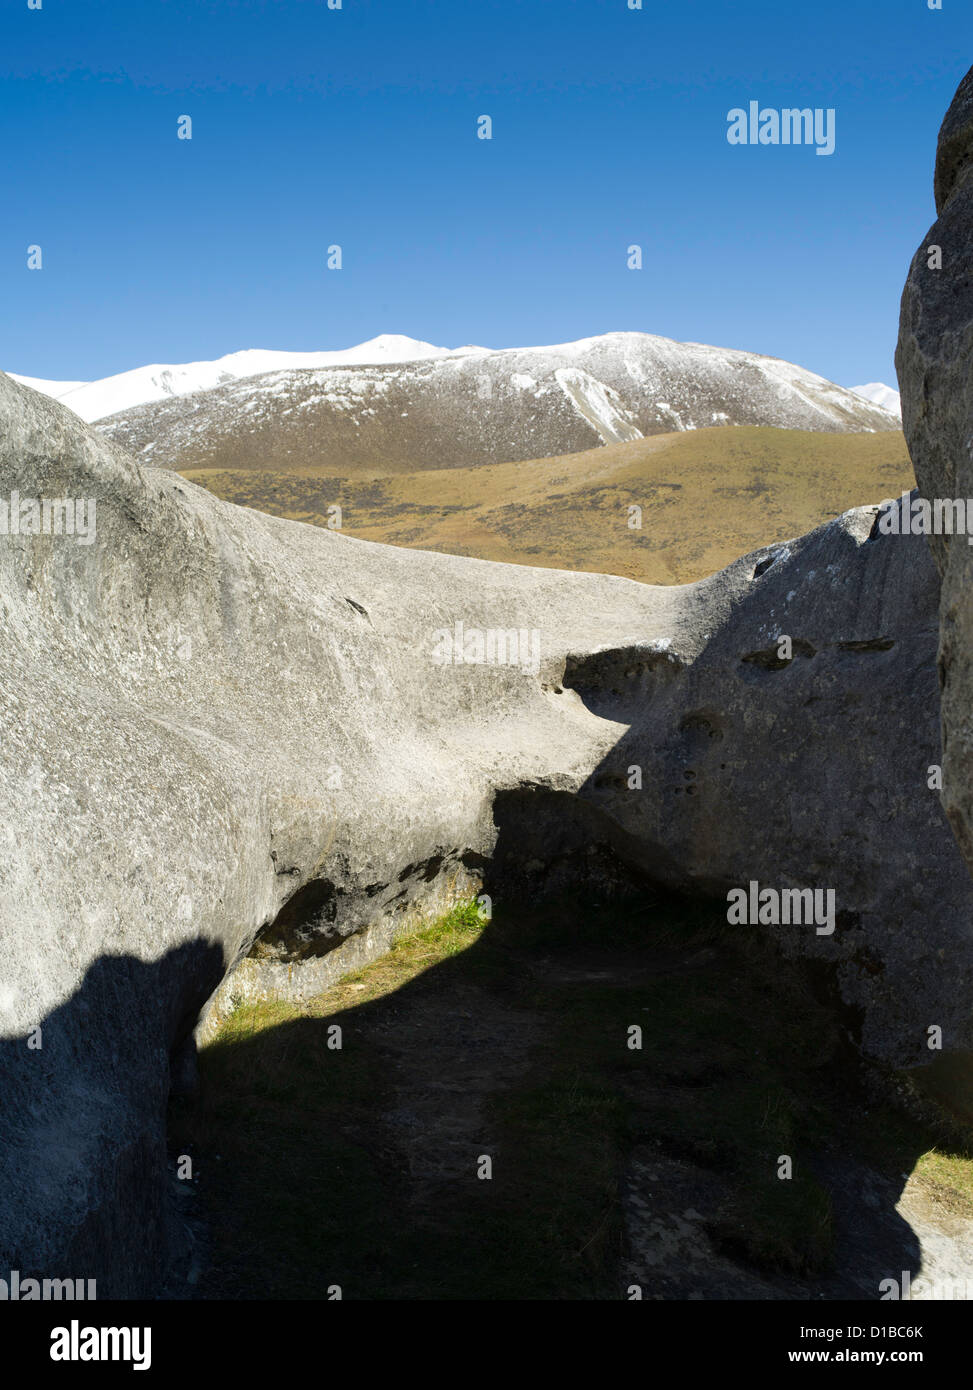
[656,402,686,432]
[850,382,902,419]
[553,367,643,444]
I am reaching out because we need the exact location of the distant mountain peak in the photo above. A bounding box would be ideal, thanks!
[43,332,900,480]
[6,335,468,424]
[849,382,901,419]
[7,337,902,450]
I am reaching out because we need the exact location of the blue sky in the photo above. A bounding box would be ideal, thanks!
[1,0,969,387]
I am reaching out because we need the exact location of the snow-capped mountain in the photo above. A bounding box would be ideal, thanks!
[7,335,479,425]
[850,382,901,418]
[8,333,901,477]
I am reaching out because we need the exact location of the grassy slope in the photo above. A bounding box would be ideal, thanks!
[180,426,914,585]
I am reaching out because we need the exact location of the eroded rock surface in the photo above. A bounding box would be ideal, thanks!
[897,65,973,884]
[567,500,973,1071]
[0,368,968,1292]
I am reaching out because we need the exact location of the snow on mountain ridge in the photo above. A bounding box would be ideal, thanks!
[7,335,472,423]
[7,333,902,441]
[8,374,88,401]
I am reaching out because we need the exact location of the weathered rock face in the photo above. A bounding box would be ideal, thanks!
[897,65,973,873]
[0,368,968,1292]
[569,500,973,1070]
[0,370,703,1294]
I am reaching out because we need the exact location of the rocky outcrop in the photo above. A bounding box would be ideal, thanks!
[0,367,966,1293]
[897,65,973,875]
[569,497,973,1071]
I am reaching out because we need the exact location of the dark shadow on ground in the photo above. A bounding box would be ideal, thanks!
[167,881,956,1301]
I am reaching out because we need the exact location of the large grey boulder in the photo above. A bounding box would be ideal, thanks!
[0,368,968,1293]
[897,65,973,880]
[0,370,702,1294]
[569,498,973,1071]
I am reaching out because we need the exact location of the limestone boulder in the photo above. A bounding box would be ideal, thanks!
[1,367,969,1292]
[897,65,973,874]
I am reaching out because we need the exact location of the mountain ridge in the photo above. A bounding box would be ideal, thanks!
[7,335,477,424]
[8,331,899,434]
[81,331,899,478]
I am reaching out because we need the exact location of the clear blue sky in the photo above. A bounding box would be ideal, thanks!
[1,0,969,387]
